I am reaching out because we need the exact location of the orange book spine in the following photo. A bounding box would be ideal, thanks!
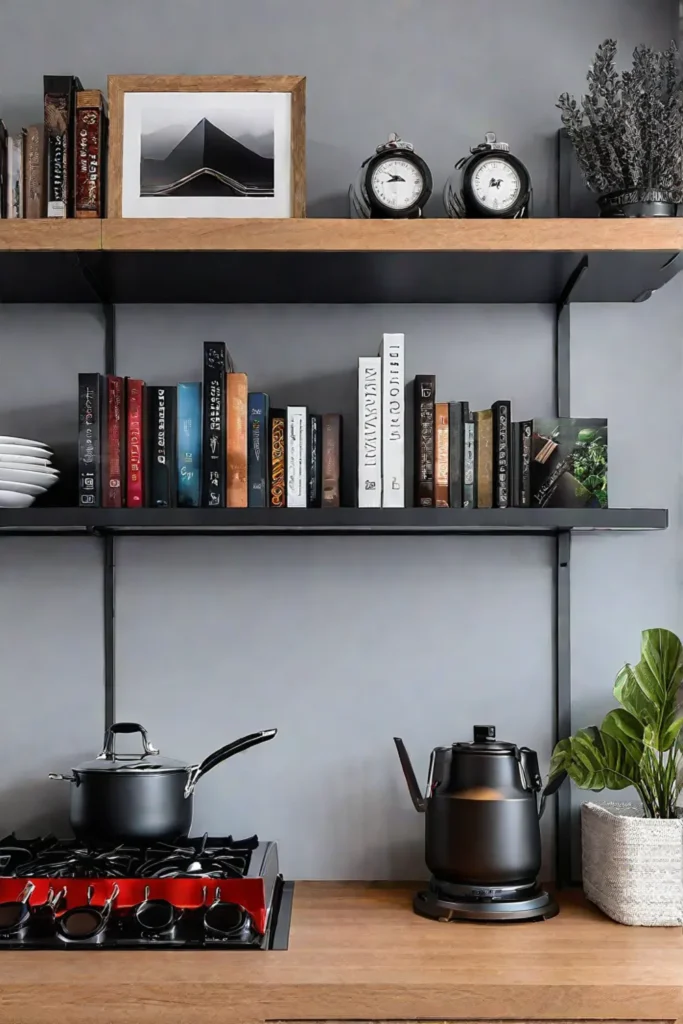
[226,372,248,507]
[434,403,449,507]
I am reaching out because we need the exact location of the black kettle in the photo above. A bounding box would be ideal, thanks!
[395,726,551,887]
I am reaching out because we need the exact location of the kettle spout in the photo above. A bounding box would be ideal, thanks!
[394,737,427,812]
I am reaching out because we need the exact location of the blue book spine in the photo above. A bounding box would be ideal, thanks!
[177,382,202,508]
[248,392,269,507]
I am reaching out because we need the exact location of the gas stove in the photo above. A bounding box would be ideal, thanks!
[0,834,293,950]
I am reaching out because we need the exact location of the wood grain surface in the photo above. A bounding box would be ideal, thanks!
[106,75,306,218]
[101,218,683,252]
[0,220,101,250]
[0,884,681,1024]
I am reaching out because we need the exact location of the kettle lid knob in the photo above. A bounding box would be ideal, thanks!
[473,725,496,743]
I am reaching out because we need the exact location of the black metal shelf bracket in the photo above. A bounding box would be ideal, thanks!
[103,303,116,730]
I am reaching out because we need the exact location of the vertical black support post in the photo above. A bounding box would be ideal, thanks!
[554,299,572,888]
[103,304,116,730]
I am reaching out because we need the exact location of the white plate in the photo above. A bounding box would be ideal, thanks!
[0,490,35,508]
[0,467,58,485]
[0,436,50,449]
[0,479,48,496]
[0,443,53,459]
[0,454,52,466]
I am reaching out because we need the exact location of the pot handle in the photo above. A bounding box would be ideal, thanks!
[98,722,160,760]
[184,729,277,798]
[48,773,75,783]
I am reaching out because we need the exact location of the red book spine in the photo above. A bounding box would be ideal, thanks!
[126,379,145,507]
[103,376,123,508]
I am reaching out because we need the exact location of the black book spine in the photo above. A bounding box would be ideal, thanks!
[202,342,226,507]
[414,375,435,507]
[492,400,511,509]
[448,401,468,508]
[308,414,322,507]
[78,372,101,507]
[247,392,269,508]
[463,410,476,509]
[0,120,7,218]
[519,419,532,508]
[511,422,521,507]
[44,75,81,218]
[147,386,177,508]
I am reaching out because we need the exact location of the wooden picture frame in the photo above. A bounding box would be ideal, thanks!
[107,75,306,219]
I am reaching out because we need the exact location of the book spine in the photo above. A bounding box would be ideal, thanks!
[511,422,521,508]
[0,120,7,218]
[7,132,25,218]
[270,409,287,507]
[177,382,201,508]
[147,386,176,508]
[286,407,307,507]
[475,410,493,509]
[434,403,449,507]
[413,374,435,508]
[448,401,468,508]
[519,419,532,508]
[357,357,381,507]
[308,414,322,508]
[379,333,405,507]
[463,412,476,509]
[126,378,145,508]
[202,342,226,507]
[322,413,342,508]
[75,91,105,218]
[492,400,511,509]
[103,375,123,508]
[44,77,73,218]
[226,373,248,508]
[24,126,44,219]
[78,373,101,507]
[248,392,269,508]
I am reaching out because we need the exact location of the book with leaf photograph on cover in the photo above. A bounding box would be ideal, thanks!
[531,418,608,508]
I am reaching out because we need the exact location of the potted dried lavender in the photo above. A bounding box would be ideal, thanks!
[558,40,683,217]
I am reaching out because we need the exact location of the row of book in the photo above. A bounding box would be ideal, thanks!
[357,335,609,509]
[1,74,105,219]
[77,342,344,509]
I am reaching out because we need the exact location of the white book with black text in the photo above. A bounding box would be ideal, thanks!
[378,333,405,507]
[286,406,307,507]
[358,356,382,507]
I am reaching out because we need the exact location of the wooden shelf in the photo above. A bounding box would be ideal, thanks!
[0,507,668,535]
[0,219,681,303]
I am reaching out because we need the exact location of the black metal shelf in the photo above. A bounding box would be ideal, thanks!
[0,248,681,304]
[0,507,668,535]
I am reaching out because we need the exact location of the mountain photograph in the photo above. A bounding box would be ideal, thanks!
[139,106,275,199]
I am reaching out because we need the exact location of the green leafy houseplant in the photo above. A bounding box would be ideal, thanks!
[549,628,683,818]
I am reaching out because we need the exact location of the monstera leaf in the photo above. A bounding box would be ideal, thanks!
[548,725,640,793]
[613,628,683,752]
[549,628,683,818]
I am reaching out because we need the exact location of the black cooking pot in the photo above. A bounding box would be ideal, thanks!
[49,722,277,845]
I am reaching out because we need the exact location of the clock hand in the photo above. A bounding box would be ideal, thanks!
[385,174,406,183]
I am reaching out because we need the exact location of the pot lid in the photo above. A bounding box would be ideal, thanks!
[74,723,191,774]
[74,753,190,773]
[452,725,520,755]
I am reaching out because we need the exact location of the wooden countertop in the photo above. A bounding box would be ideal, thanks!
[0,883,681,1024]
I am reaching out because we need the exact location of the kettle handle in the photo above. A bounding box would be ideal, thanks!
[393,738,427,812]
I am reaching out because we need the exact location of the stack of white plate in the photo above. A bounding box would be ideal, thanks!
[0,436,59,508]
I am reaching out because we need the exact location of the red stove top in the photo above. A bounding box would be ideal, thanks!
[0,834,293,950]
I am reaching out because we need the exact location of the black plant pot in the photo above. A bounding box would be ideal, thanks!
[598,188,680,218]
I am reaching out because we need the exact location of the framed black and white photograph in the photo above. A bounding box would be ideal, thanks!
[107,75,306,218]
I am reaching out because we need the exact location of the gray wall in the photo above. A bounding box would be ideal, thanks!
[0,0,680,879]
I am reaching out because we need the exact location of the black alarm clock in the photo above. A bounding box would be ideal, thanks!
[444,133,532,219]
[349,133,433,219]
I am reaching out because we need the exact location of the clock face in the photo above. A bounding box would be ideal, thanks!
[472,158,522,212]
[370,157,424,211]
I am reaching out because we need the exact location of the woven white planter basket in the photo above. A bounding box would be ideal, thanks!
[581,802,683,926]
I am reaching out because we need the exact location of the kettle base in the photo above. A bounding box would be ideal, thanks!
[414,879,558,923]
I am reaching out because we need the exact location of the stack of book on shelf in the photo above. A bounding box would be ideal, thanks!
[77,342,344,509]
[0,74,106,219]
[411,383,608,510]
